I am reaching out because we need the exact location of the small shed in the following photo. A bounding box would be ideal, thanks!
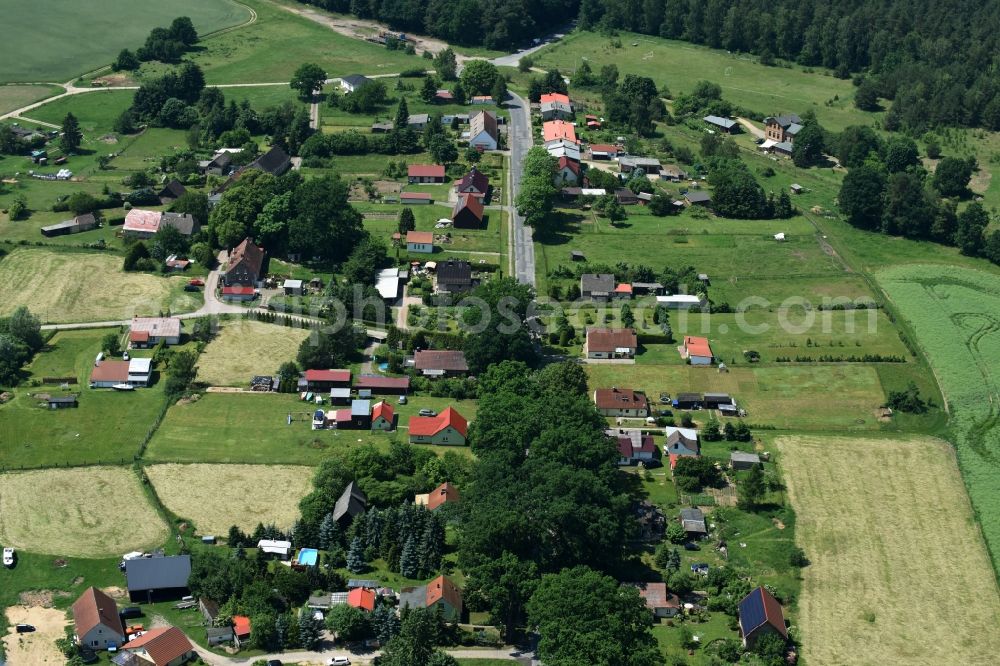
[330,387,352,405]
[570,250,586,262]
[206,626,234,647]
[731,451,761,471]
[790,183,803,194]
[46,395,78,409]
[283,279,304,295]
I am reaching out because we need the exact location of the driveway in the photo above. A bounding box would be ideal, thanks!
[736,117,765,139]
[192,643,531,666]
[505,91,537,287]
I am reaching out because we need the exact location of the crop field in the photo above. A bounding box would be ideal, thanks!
[778,435,1000,665]
[534,30,868,132]
[0,329,172,468]
[876,264,1000,571]
[0,84,63,115]
[197,320,311,386]
[0,248,198,324]
[0,466,168,557]
[586,363,886,430]
[146,392,479,464]
[0,0,250,84]
[145,463,313,534]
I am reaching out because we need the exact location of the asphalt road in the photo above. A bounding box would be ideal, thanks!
[506,91,537,287]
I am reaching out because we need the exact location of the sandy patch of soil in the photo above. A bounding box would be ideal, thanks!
[3,606,69,666]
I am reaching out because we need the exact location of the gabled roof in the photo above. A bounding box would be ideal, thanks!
[125,555,191,592]
[333,481,367,522]
[372,400,394,423]
[665,427,700,455]
[617,432,656,458]
[630,582,680,612]
[250,145,291,175]
[452,193,484,222]
[739,587,788,639]
[557,156,580,174]
[408,164,446,178]
[131,316,181,340]
[304,369,351,383]
[703,115,737,129]
[414,350,468,372]
[543,120,577,143]
[457,167,489,193]
[426,575,462,609]
[158,179,187,199]
[540,92,571,105]
[354,375,411,391]
[436,259,472,284]
[227,237,264,279]
[122,626,193,666]
[123,209,162,234]
[72,587,123,639]
[590,143,618,153]
[90,360,130,383]
[232,615,251,637]
[764,113,802,128]
[342,74,372,88]
[427,482,459,510]
[347,587,376,612]
[469,110,498,141]
[683,336,713,358]
[408,406,468,437]
[586,327,638,352]
[580,273,615,294]
[594,387,647,411]
[407,230,434,244]
[685,190,711,203]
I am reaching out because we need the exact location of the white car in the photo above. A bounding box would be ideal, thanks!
[327,658,351,666]
[3,547,14,567]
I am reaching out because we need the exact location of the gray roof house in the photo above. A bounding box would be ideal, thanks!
[125,555,191,603]
[341,74,372,93]
[703,115,738,133]
[680,508,708,536]
[581,273,615,300]
[665,427,700,457]
[731,451,761,470]
[333,481,367,527]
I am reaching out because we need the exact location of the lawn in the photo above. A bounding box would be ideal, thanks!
[586,363,887,430]
[144,463,313,534]
[146,392,478,464]
[0,248,199,323]
[876,264,1000,572]
[0,0,250,83]
[533,30,869,133]
[0,466,168,557]
[0,84,63,115]
[28,89,134,135]
[0,328,172,468]
[196,320,311,386]
[777,435,1000,665]
[359,202,504,257]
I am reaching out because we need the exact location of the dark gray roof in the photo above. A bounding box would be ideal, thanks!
[685,190,711,203]
[347,579,381,589]
[436,260,472,285]
[160,212,198,236]
[158,179,187,199]
[251,146,291,176]
[207,627,234,640]
[581,273,614,294]
[125,555,191,591]
[333,481,367,523]
[398,585,426,611]
[342,74,372,88]
[766,114,802,128]
[731,451,761,463]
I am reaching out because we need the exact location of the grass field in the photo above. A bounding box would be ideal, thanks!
[0,248,198,323]
[0,0,250,84]
[876,264,1000,572]
[146,392,478,464]
[196,320,310,386]
[0,84,63,115]
[145,463,313,534]
[28,89,134,135]
[0,328,174,468]
[778,435,1000,665]
[0,466,168,557]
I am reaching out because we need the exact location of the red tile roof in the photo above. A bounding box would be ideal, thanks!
[305,369,351,383]
[408,406,468,437]
[372,400,394,423]
[408,164,446,178]
[414,350,468,372]
[233,615,251,637]
[122,626,193,666]
[348,587,376,612]
[90,360,130,383]
[590,144,618,153]
[401,192,433,200]
[426,575,462,609]
[407,231,434,244]
[129,330,150,343]
[540,92,571,105]
[72,587,123,639]
[594,388,648,411]
[452,193,484,222]
[335,408,352,422]
[354,375,411,390]
[427,482,460,511]
[683,336,713,359]
[222,286,255,295]
[586,327,638,353]
[614,283,632,294]
[123,209,162,234]
[543,120,577,143]
[632,582,681,612]
[558,156,580,174]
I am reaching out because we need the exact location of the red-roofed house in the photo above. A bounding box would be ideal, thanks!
[555,156,580,185]
[613,283,633,299]
[543,120,577,144]
[452,193,484,229]
[353,374,411,394]
[416,481,460,511]
[738,587,787,648]
[72,587,126,651]
[348,587,376,612]
[232,616,251,646]
[221,285,256,301]
[585,327,638,359]
[121,626,196,666]
[399,575,463,621]
[122,209,163,238]
[590,144,619,160]
[371,400,395,431]
[401,191,433,205]
[540,92,571,106]
[408,164,446,183]
[616,431,657,465]
[630,582,681,618]
[406,230,434,253]
[414,349,469,376]
[89,360,131,388]
[594,388,650,417]
[224,237,265,288]
[408,406,468,446]
[302,369,351,391]
[682,336,714,365]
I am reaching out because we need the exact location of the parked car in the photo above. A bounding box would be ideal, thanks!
[267,661,284,666]
[397,395,407,405]
[327,658,351,666]
[188,279,205,286]
[15,624,35,633]
[120,607,143,619]
[3,547,14,567]
[418,408,436,417]
[683,542,701,551]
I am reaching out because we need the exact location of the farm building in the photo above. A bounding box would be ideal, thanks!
[580,273,615,301]
[371,121,394,133]
[333,481,368,527]
[665,427,701,458]
[731,451,761,470]
[348,399,372,429]
[681,336,714,364]
[157,179,187,204]
[408,164,446,183]
[224,237,265,287]
[200,151,234,176]
[672,393,703,410]
[680,508,708,538]
[340,74,372,93]
[125,555,191,603]
[41,212,98,237]
[72,587,126,651]
[45,395,77,409]
[371,401,395,430]
[353,374,410,394]
[683,190,711,206]
[400,191,433,205]
[130,317,181,347]
[376,267,405,300]
[413,349,469,377]
[416,482,460,511]
[452,193,485,228]
[618,156,661,175]
[661,165,688,181]
[471,95,494,105]
[540,99,573,120]
[408,406,468,446]
[398,575,463,621]
[329,387,351,405]
[301,369,351,391]
[406,230,434,253]
[407,113,430,130]
[221,286,255,301]
[122,210,198,239]
[233,616,252,646]
[585,327,638,359]
[615,188,640,205]
[632,282,664,295]
[435,259,474,293]
[434,89,454,102]
[614,283,633,299]
[121,626,196,666]
[128,358,152,387]
[468,110,499,150]
[89,360,131,388]
[615,431,657,465]
[703,115,738,133]
[764,114,803,144]
[283,279,303,295]
[738,587,788,648]
[704,393,735,408]
[250,145,292,174]
[206,626,235,647]
[630,582,681,618]
[658,294,707,309]
[590,144,619,160]
[456,167,489,198]
[594,387,650,417]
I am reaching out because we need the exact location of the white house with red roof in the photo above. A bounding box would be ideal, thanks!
[630,582,681,618]
[408,406,468,445]
[585,327,638,360]
[614,430,657,465]
[593,387,650,417]
[406,230,434,253]
[681,336,714,365]
[72,586,125,651]
[120,626,195,666]
[300,369,351,391]
[407,164,446,183]
[416,481,460,511]
[371,400,395,431]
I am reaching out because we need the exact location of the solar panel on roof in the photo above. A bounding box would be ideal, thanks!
[738,589,767,634]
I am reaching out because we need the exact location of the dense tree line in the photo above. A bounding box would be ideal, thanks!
[347,504,447,579]
[289,0,576,50]
[0,306,44,387]
[112,16,198,70]
[578,0,1000,131]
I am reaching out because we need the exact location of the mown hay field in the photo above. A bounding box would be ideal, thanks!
[0,248,198,323]
[196,320,310,386]
[877,264,1000,571]
[0,467,168,557]
[778,435,1000,665]
[144,463,313,535]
